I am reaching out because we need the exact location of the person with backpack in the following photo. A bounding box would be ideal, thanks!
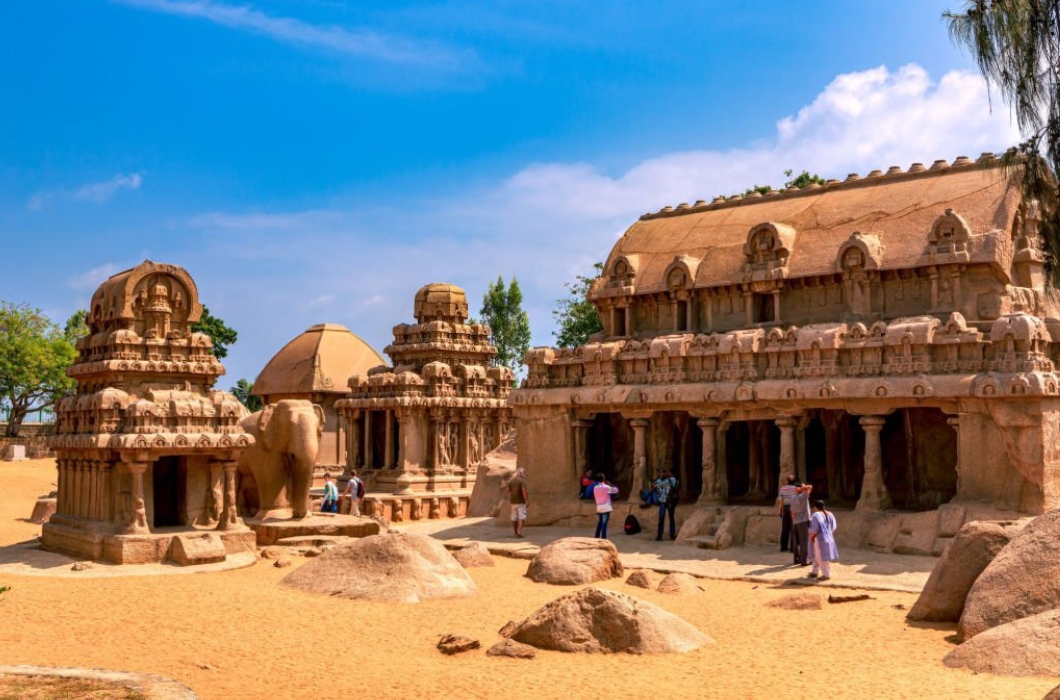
[343,469,365,516]
[651,469,679,541]
[321,472,339,514]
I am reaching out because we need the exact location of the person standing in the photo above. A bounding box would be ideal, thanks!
[321,473,339,513]
[775,474,797,553]
[808,499,838,581]
[787,481,813,566]
[342,470,364,516]
[592,473,620,539]
[652,469,679,541]
[508,467,529,538]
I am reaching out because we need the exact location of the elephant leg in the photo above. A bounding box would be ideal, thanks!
[290,459,312,519]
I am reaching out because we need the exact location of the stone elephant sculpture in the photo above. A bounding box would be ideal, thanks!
[238,399,324,519]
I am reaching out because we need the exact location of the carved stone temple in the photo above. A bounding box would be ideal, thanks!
[43,261,255,565]
[336,283,514,521]
[514,155,1060,555]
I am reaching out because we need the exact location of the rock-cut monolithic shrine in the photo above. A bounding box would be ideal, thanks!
[513,155,1060,555]
[39,154,1060,565]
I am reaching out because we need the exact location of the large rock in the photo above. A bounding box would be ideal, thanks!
[525,537,623,585]
[907,521,1016,622]
[168,533,227,566]
[505,587,712,654]
[29,494,57,524]
[467,431,516,517]
[944,609,1060,676]
[452,542,495,568]
[657,572,701,595]
[625,570,654,589]
[766,593,823,611]
[959,509,1060,639]
[1046,684,1060,700]
[282,532,477,603]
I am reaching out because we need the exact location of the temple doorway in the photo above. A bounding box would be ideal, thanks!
[587,413,634,498]
[723,420,779,503]
[881,408,957,510]
[152,456,185,527]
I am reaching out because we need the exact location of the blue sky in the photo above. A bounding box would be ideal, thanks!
[0,0,1021,387]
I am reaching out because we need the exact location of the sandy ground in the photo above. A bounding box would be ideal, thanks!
[0,459,1056,700]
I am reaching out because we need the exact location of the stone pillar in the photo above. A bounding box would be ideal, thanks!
[857,416,892,511]
[78,461,89,518]
[772,290,781,323]
[796,417,808,483]
[56,460,65,515]
[208,460,224,523]
[348,409,361,470]
[363,410,372,469]
[947,415,962,499]
[123,461,150,534]
[776,416,798,492]
[384,409,395,469]
[215,460,246,531]
[89,462,100,520]
[572,418,592,478]
[630,418,650,494]
[696,417,722,504]
[100,464,112,524]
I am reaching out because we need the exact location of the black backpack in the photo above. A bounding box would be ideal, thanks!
[624,514,642,535]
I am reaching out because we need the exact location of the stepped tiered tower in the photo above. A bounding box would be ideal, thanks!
[43,260,255,565]
[336,283,513,521]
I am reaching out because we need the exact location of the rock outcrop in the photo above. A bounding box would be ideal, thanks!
[766,593,823,610]
[907,521,1016,622]
[959,509,1060,639]
[505,587,712,654]
[525,537,623,585]
[282,533,477,603]
[625,570,654,589]
[944,609,1060,676]
[657,572,701,595]
[452,541,495,568]
[467,432,516,517]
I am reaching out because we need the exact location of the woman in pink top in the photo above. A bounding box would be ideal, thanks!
[592,473,620,539]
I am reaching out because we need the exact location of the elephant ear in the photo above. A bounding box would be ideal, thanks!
[312,403,325,439]
[259,404,276,450]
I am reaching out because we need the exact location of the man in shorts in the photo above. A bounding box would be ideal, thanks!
[508,467,528,538]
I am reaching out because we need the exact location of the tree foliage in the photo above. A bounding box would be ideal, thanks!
[191,306,238,359]
[230,378,263,412]
[479,276,531,376]
[0,302,77,436]
[63,309,89,343]
[552,262,605,348]
[783,169,827,189]
[946,0,1060,285]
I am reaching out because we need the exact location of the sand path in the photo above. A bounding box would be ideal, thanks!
[0,459,1055,699]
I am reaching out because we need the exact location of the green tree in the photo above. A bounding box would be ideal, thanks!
[479,276,532,376]
[230,378,263,412]
[552,262,605,348]
[946,0,1060,284]
[63,309,89,344]
[784,169,827,189]
[0,302,77,436]
[191,306,238,359]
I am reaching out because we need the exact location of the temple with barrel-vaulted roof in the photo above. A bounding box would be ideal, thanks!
[253,323,387,475]
[513,155,1060,555]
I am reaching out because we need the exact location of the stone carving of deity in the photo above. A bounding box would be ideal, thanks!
[437,423,451,465]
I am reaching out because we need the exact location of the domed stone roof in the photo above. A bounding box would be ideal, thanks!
[253,323,386,397]
[414,283,468,324]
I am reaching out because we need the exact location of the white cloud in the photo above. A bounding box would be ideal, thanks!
[308,293,335,307]
[29,173,144,211]
[185,64,1022,383]
[113,0,472,70]
[69,262,125,292]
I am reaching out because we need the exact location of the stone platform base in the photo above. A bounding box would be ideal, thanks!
[41,516,257,565]
[245,514,382,546]
[671,501,1031,556]
[352,490,471,524]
